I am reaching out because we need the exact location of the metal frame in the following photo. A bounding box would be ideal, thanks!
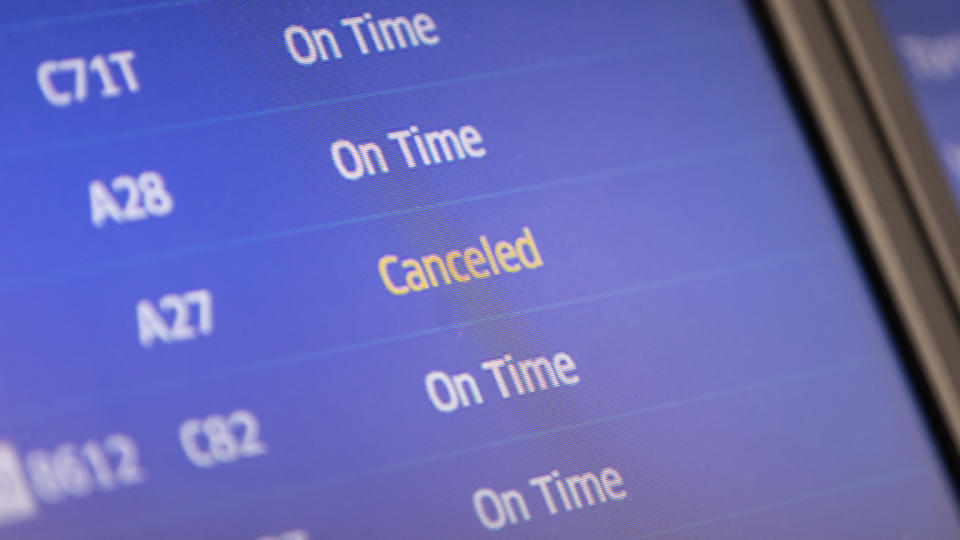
[762,0,960,453]
[826,0,960,322]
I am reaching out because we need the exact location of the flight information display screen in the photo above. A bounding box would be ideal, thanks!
[1,0,959,538]
[873,0,960,206]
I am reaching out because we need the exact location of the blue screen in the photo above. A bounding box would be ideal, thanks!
[0,0,958,538]
[873,0,960,206]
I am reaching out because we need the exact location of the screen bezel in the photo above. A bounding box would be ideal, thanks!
[753,0,960,498]
[825,0,960,331]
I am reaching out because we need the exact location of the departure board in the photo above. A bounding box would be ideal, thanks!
[0,1,959,538]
